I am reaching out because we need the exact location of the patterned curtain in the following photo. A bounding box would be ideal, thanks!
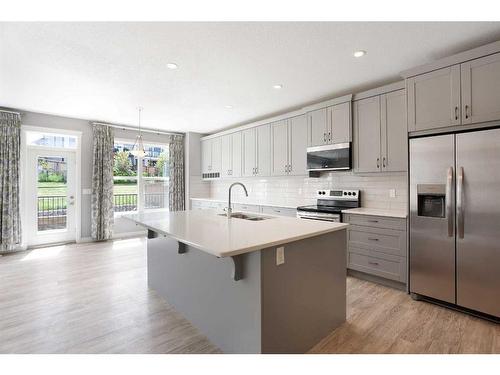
[0,112,21,253]
[91,124,114,240]
[168,134,185,211]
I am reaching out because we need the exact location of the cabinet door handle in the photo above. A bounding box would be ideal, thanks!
[328,132,331,142]
[376,158,380,169]
[368,238,379,241]
[465,105,469,119]
[368,261,379,266]
[255,167,258,175]
[368,220,379,223]
[288,164,292,173]
[383,157,386,168]
[323,133,326,142]
[455,106,459,120]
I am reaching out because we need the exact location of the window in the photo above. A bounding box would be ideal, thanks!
[113,140,169,213]
[27,131,77,149]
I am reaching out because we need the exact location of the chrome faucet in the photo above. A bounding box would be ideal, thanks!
[227,182,248,218]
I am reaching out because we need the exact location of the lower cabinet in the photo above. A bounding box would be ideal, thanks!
[344,213,407,283]
[260,205,297,217]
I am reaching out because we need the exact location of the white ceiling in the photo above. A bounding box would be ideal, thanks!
[1,22,500,133]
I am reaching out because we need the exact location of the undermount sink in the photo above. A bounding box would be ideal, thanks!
[218,212,273,221]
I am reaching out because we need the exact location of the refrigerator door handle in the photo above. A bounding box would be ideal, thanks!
[457,166,465,239]
[446,166,454,237]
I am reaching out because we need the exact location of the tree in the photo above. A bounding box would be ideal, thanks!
[155,151,169,177]
[114,151,134,176]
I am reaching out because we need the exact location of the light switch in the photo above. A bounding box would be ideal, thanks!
[389,189,396,198]
[276,247,285,266]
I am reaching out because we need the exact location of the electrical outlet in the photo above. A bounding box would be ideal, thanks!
[276,247,285,265]
[389,189,396,198]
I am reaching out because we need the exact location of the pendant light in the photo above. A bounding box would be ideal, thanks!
[131,106,146,157]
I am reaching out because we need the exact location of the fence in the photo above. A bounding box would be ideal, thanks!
[37,193,168,231]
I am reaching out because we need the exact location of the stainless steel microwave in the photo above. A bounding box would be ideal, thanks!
[306,143,351,171]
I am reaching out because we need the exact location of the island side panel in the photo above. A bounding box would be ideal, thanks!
[147,235,262,354]
[260,230,347,354]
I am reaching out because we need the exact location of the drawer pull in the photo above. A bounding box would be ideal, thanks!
[368,261,379,266]
[368,238,379,241]
[368,220,379,223]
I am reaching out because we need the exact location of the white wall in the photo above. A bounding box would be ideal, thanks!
[208,172,407,210]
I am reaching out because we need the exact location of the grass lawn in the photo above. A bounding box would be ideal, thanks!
[37,182,138,210]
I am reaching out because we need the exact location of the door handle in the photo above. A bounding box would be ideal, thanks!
[368,261,379,266]
[454,106,459,120]
[465,105,469,119]
[382,157,386,168]
[323,133,326,142]
[328,132,331,142]
[446,167,453,237]
[457,166,465,239]
[376,158,380,169]
[368,238,379,241]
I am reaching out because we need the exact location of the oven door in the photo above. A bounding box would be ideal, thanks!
[307,143,351,171]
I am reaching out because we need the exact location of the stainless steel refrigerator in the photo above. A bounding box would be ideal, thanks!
[409,128,500,319]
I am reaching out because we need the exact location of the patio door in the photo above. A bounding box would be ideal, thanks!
[26,148,77,246]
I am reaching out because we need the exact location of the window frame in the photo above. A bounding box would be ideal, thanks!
[113,138,170,215]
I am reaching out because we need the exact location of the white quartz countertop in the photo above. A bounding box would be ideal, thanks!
[341,207,407,219]
[190,197,311,209]
[123,209,348,258]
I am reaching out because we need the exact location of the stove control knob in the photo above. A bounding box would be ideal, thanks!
[343,192,347,195]
[353,192,356,196]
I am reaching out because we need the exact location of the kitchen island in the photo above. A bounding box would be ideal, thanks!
[123,209,348,354]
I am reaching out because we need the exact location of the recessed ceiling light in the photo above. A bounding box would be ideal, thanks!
[273,84,283,89]
[225,105,233,109]
[353,50,366,58]
[166,62,178,69]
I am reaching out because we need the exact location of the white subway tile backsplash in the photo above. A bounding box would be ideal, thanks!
[207,171,407,211]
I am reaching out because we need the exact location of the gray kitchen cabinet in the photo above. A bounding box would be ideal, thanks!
[230,132,242,177]
[461,52,500,125]
[308,103,351,146]
[211,137,222,174]
[243,124,271,177]
[201,137,222,178]
[220,134,232,178]
[354,89,407,173]
[406,65,461,132]
[353,95,381,173]
[242,128,257,177]
[344,213,407,284]
[255,124,271,177]
[220,132,242,178]
[307,107,328,146]
[201,139,211,174]
[381,89,407,172]
[288,114,308,175]
[271,115,308,176]
[329,101,352,143]
[271,120,289,176]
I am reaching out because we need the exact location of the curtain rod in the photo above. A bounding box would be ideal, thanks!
[91,122,184,136]
[0,109,22,116]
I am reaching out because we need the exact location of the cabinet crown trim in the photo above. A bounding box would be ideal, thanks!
[400,40,500,79]
[201,94,352,141]
[353,81,405,101]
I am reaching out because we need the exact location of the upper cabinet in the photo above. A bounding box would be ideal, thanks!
[220,132,242,178]
[242,124,271,177]
[307,101,351,146]
[354,85,407,173]
[407,66,461,132]
[201,137,222,178]
[271,114,308,176]
[461,52,500,125]
[403,42,500,133]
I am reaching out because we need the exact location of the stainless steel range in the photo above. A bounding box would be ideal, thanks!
[296,189,360,222]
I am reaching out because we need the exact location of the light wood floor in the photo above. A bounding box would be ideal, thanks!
[1,239,498,354]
